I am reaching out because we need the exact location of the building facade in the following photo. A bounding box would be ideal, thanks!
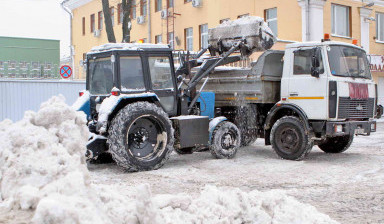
[64,0,384,83]
[0,37,60,79]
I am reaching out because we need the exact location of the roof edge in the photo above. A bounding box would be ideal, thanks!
[62,0,93,10]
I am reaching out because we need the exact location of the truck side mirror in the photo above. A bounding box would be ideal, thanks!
[311,47,321,78]
[311,67,320,78]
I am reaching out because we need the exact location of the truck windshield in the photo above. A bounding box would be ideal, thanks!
[88,57,114,95]
[328,45,371,79]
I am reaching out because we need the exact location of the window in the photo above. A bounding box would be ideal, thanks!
[141,0,147,16]
[331,4,350,37]
[142,38,147,43]
[265,8,277,36]
[120,56,145,91]
[82,17,85,35]
[155,0,162,12]
[118,3,123,24]
[90,14,95,33]
[168,0,173,8]
[168,32,174,49]
[155,35,162,44]
[110,7,115,26]
[376,13,384,42]
[185,0,192,3]
[89,58,113,95]
[220,18,230,24]
[199,24,208,49]
[293,49,324,75]
[185,27,193,51]
[98,11,103,30]
[328,46,371,79]
[238,14,249,19]
[131,0,136,19]
[148,56,173,90]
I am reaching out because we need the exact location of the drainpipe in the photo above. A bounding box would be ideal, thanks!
[148,0,151,43]
[60,1,75,79]
[305,0,310,41]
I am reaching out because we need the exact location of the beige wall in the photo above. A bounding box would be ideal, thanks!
[71,0,302,79]
[70,0,384,79]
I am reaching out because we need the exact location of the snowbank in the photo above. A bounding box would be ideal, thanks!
[0,96,338,224]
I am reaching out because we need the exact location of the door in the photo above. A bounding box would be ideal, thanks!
[378,77,384,105]
[287,47,329,120]
[147,55,177,116]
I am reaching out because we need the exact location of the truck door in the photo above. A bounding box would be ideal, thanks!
[286,47,328,119]
[147,55,178,116]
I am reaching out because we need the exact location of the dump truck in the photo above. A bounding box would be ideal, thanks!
[74,16,382,171]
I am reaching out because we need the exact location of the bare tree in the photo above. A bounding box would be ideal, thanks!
[101,0,133,43]
[102,0,116,43]
[121,0,133,43]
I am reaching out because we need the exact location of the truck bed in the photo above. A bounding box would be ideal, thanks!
[196,50,284,107]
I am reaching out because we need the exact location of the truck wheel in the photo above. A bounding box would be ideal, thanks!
[318,134,354,153]
[270,116,313,161]
[210,121,241,159]
[108,102,174,172]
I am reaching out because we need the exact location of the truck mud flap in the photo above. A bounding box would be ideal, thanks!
[86,134,108,159]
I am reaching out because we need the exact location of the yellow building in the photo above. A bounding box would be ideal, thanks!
[63,0,384,84]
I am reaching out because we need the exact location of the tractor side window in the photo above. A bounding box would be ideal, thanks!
[293,49,324,75]
[120,56,145,91]
[148,56,174,90]
[89,58,114,95]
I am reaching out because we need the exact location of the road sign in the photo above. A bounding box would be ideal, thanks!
[60,65,72,79]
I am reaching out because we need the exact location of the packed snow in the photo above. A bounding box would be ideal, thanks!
[0,96,340,223]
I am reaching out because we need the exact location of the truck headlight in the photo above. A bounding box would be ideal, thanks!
[371,123,376,132]
[334,124,343,133]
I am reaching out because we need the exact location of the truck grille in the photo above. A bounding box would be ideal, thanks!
[338,97,374,119]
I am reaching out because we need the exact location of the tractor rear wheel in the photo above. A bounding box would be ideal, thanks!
[108,102,174,172]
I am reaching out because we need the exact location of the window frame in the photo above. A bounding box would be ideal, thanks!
[110,7,115,26]
[90,14,95,33]
[331,4,351,38]
[155,0,162,12]
[199,24,208,49]
[185,27,193,51]
[141,0,147,16]
[155,35,162,44]
[82,17,86,35]
[118,3,123,24]
[168,32,174,49]
[376,12,384,42]
[98,11,103,30]
[265,8,278,37]
[293,48,324,76]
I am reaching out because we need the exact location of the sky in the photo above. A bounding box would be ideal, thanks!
[0,0,70,59]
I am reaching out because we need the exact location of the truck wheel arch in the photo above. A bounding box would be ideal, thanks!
[264,103,311,145]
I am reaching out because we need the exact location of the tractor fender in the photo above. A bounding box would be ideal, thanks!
[97,93,160,134]
[72,90,91,118]
[264,103,311,145]
[208,116,227,144]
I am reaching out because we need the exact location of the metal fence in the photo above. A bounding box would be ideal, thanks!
[0,79,86,121]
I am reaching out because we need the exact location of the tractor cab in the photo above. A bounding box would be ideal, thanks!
[86,43,179,121]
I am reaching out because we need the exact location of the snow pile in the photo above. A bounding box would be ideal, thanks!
[209,16,276,54]
[0,96,112,223]
[133,185,338,224]
[0,96,338,223]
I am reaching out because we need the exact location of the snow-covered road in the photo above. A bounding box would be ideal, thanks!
[89,123,384,224]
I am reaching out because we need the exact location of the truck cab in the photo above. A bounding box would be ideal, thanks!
[281,41,377,136]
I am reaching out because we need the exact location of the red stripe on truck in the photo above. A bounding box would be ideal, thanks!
[349,83,369,99]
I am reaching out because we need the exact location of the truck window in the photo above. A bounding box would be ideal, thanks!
[148,56,174,90]
[120,56,145,91]
[293,49,324,75]
[89,58,114,95]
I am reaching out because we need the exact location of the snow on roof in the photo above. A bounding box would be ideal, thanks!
[89,43,171,53]
[286,41,363,50]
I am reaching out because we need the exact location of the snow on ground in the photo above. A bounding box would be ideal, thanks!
[88,125,384,224]
[0,96,339,224]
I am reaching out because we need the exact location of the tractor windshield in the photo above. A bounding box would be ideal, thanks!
[328,45,372,79]
[88,57,114,95]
